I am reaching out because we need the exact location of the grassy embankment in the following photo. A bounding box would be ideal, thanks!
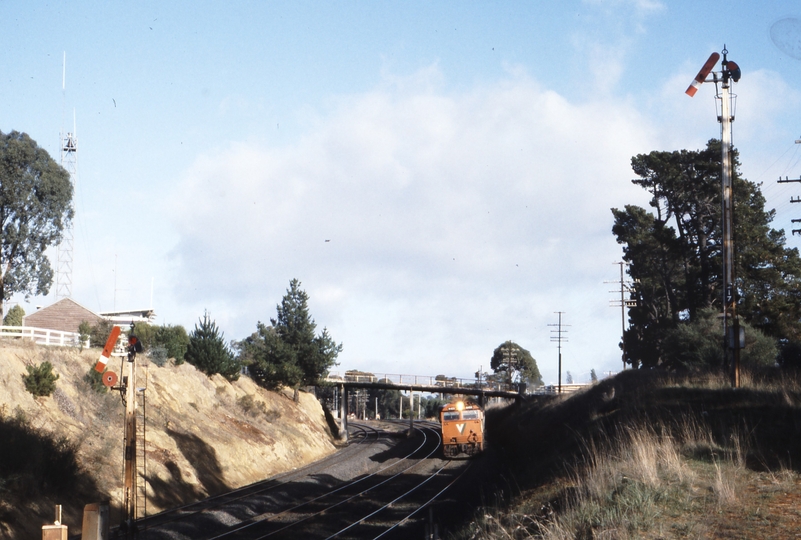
[461,368,801,539]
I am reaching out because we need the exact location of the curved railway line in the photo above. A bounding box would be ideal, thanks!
[112,421,477,539]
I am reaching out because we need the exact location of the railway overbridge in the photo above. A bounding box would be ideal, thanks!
[323,372,525,441]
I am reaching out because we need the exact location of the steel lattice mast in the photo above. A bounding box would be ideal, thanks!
[56,52,77,299]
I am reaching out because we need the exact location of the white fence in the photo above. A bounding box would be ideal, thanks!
[0,325,87,347]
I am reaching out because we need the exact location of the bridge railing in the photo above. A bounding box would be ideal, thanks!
[0,325,88,348]
[324,371,514,392]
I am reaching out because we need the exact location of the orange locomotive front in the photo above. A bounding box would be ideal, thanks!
[439,400,484,458]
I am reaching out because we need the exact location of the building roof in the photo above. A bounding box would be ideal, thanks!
[23,298,104,334]
[99,309,156,326]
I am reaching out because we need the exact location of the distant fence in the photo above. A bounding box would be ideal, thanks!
[0,325,87,348]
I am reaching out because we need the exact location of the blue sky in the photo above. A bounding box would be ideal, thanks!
[3,1,801,384]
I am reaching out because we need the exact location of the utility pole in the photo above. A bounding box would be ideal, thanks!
[549,312,569,394]
[501,341,519,390]
[607,262,636,370]
[779,168,801,235]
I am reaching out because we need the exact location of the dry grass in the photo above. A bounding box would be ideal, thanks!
[458,368,801,539]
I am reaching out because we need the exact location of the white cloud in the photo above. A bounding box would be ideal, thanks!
[168,66,655,381]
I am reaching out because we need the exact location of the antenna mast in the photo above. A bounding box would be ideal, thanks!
[57,51,78,299]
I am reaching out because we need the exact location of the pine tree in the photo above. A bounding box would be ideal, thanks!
[186,311,240,381]
[239,279,342,401]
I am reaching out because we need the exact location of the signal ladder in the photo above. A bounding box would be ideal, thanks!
[134,361,149,520]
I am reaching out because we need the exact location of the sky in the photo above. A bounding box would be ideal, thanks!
[3,1,801,385]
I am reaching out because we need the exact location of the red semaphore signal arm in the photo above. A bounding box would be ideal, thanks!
[94,325,121,373]
[685,52,720,97]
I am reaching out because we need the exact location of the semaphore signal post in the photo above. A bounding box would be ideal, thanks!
[685,46,743,387]
[95,325,146,533]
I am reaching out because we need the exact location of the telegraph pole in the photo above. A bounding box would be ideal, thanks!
[607,262,635,370]
[549,312,569,394]
[778,171,801,235]
[501,341,519,389]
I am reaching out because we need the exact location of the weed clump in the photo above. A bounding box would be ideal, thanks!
[238,395,280,422]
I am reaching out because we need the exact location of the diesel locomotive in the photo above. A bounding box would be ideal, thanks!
[439,400,484,457]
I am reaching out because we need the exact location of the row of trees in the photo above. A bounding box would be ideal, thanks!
[18,129,793,393]
[74,279,343,399]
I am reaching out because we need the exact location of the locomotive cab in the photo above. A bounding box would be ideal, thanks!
[439,400,484,458]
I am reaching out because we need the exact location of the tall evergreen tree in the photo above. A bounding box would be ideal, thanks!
[612,139,801,368]
[0,131,73,317]
[239,279,342,401]
[186,312,240,381]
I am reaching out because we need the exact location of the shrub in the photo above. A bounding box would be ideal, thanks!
[84,367,108,394]
[130,322,158,350]
[778,340,801,372]
[156,324,189,363]
[148,345,168,367]
[78,320,92,350]
[22,361,59,397]
[3,304,24,326]
[89,319,116,348]
[237,395,280,422]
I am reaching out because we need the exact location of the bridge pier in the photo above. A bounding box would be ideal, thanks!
[408,389,414,436]
[339,384,348,442]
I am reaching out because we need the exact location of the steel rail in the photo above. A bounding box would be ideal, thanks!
[371,460,474,539]
[323,459,453,539]
[126,422,381,537]
[207,424,439,539]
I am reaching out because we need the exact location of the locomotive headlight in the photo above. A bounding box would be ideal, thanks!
[456,401,465,411]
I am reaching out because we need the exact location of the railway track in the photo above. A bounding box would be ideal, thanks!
[110,420,474,539]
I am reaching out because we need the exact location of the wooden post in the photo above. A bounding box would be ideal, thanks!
[42,505,67,540]
[81,503,109,540]
[122,357,137,531]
